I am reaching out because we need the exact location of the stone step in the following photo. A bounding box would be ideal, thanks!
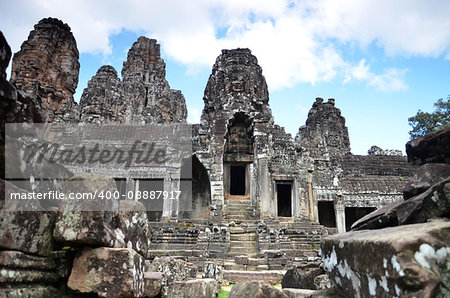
[228,246,258,252]
[229,241,257,248]
[223,262,271,271]
[226,252,259,258]
[230,233,257,241]
[223,270,286,284]
[224,200,252,205]
[224,210,255,216]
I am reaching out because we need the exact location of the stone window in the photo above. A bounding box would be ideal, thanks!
[345,207,376,231]
[318,201,336,228]
[276,181,292,217]
[225,113,253,154]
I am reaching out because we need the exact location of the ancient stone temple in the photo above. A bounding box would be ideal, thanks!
[3,17,439,298]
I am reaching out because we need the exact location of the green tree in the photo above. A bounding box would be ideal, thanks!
[408,96,450,140]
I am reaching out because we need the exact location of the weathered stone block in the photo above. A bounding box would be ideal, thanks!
[235,255,248,265]
[0,250,70,298]
[281,266,324,290]
[68,247,145,297]
[321,220,450,298]
[403,163,450,199]
[168,278,220,298]
[53,174,123,247]
[117,199,151,258]
[314,274,331,290]
[202,260,223,282]
[396,176,450,225]
[228,281,288,298]
[406,127,450,166]
[0,180,54,256]
[147,256,197,294]
[144,272,163,298]
[352,176,450,230]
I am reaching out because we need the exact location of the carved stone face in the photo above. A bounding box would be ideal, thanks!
[230,125,247,144]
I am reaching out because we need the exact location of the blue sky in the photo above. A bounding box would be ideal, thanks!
[2,0,450,154]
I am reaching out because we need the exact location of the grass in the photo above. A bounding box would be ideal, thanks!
[218,288,230,298]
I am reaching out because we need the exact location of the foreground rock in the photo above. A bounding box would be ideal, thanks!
[144,272,163,298]
[403,163,450,199]
[321,219,450,297]
[281,266,324,290]
[168,278,220,298]
[0,180,54,256]
[53,174,121,247]
[68,247,145,297]
[147,256,197,295]
[406,127,450,166]
[351,176,450,230]
[228,281,288,298]
[0,250,72,297]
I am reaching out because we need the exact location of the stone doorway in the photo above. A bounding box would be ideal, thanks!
[224,163,250,200]
[138,179,164,222]
[345,207,376,231]
[276,182,292,217]
[318,201,336,228]
[230,165,246,195]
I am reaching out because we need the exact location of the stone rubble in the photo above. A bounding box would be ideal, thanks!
[322,127,450,297]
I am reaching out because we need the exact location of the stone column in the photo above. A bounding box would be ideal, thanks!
[258,157,273,218]
[335,195,346,233]
[307,170,315,222]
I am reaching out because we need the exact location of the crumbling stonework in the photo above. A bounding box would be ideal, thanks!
[296,97,350,158]
[321,127,450,297]
[80,65,126,123]
[10,18,80,122]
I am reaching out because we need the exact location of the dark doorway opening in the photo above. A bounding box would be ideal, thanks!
[345,207,376,231]
[139,179,164,222]
[318,201,336,228]
[230,165,246,195]
[277,182,292,217]
[114,178,126,199]
[179,156,211,219]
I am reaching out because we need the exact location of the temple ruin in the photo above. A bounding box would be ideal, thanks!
[3,18,435,297]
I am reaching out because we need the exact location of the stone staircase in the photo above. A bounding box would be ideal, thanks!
[223,199,258,221]
[145,217,330,284]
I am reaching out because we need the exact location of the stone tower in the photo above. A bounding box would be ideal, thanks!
[296,97,351,158]
[10,18,80,122]
[80,37,187,124]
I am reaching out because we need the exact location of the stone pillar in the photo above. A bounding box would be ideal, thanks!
[162,175,179,220]
[307,170,315,222]
[292,179,300,218]
[258,157,272,218]
[335,195,346,233]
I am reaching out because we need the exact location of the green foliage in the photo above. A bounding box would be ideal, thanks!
[408,96,450,140]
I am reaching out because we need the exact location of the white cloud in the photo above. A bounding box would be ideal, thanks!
[1,0,449,91]
[344,59,408,91]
